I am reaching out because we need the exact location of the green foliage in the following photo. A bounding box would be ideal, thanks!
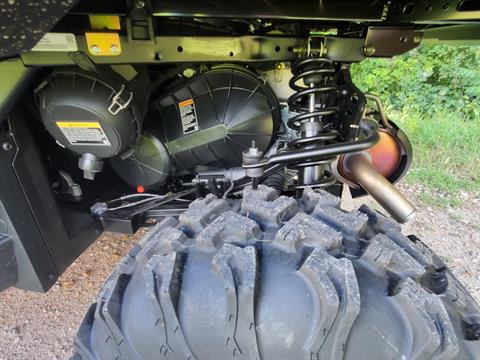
[351,45,480,200]
[352,45,480,119]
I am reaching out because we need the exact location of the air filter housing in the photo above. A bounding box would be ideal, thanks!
[36,66,150,179]
[151,66,280,175]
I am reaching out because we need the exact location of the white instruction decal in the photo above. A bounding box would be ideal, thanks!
[31,33,78,52]
[178,98,199,134]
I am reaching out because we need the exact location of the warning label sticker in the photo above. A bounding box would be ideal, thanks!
[178,98,199,134]
[56,122,111,146]
[31,33,78,52]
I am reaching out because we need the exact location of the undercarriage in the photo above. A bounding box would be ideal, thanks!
[0,0,480,358]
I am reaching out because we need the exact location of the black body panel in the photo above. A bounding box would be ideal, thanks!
[0,107,102,292]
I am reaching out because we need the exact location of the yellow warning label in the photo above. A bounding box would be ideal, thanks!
[56,122,110,146]
[56,122,101,128]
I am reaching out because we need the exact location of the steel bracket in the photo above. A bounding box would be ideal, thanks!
[364,27,423,57]
[22,35,367,65]
[126,1,155,43]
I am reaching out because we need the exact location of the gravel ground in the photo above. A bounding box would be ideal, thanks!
[0,185,479,360]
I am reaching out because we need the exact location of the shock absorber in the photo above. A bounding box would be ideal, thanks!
[241,56,416,222]
[286,57,340,189]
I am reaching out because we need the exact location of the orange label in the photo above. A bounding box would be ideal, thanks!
[178,98,194,107]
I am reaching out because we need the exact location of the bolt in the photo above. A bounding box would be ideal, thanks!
[7,0,16,5]
[249,140,259,154]
[363,45,376,56]
[2,142,13,151]
[413,35,422,44]
[110,44,120,54]
[135,0,145,9]
[90,45,100,54]
[182,68,197,78]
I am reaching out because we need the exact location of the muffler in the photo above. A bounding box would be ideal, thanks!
[342,152,415,223]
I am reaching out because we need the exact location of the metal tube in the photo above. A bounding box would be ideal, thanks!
[343,152,415,223]
[365,94,391,129]
[243,118,380,169]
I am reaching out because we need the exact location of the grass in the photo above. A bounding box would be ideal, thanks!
[417,193,464,208]
[391,109,480,198]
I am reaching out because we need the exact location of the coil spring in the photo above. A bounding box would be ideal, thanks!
[286,57,341,189]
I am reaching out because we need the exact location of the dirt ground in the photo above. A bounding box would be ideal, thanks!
[0,184,479,360]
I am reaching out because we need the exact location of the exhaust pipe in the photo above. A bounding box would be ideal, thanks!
[342,152,415,223]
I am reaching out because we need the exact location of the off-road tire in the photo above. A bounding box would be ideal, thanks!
[74,186,480,359]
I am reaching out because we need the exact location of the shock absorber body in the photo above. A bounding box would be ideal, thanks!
[286,58,340,189]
